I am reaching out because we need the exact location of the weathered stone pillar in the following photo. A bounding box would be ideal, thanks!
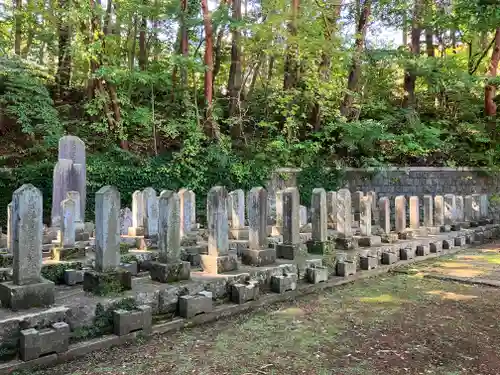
[60,198,76,247]
[423,195,433,227]
[229,189,245,229]
[299,205,307,226]
[188,190,196,228]
[434,195,445,227]
[357,196,381,247]
[178,188,193,237]
[7,202,12,253]
[326,191,337,229]
[409,196,419,229]
[352,191,363,222]
[0,184,55,310]
[84,186,131,294]
[201,186,237,274]
[444,194,456,225]
[143,187,159,238]
[120,208,133,235]
[395,196,406,233]
[336,189,355,249]
[243,187,276,265]
[306,188,331,254]
[51,159,74,227]
[150,191,190,282]
[276,187,301,259]
[378,197,390,234]
[472,194,481,221]
[367,191,379,225]
[455,195,464,222]
[66,191,84,231]
[480,194,489,219]
[129,190,144,236]
[464,195,473,222]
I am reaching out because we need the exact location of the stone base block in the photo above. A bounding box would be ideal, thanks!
[451,223,463,231]
[382,252,397,265]
[0,278,55,310]
[182,245,205,267]
[306,240,332,254]
[75,231,90,242]
[229,228,249,240]
[306,266,329,283]
[400,247,415,260]
[178,291,213,318]
[416,244,430,256]
[242,248,276,266]
[149,261,190,283]
[51,246,86,261]
[63,269,85,286]
[336,261,356,277]
[357,235,382,247]
[429,241,443,253]
[200,253,238,274]
[454,236,466,247]
[120,261,138,276]
[271,273,298,293]
[20,322,70,361]
[335,236,357,250]
[440,225,451,233]
[465,234,473,244]
[426,226,442,235]
[276,243,300,260]
[128,227,144,236]
[398,230,414,240]
[360,256,378,270]
[381,233,399,243]
[83,269,132,296]
[229,240,249,256]
[231,281,259,304]
[113,305,152,336]
[442,239,454,250]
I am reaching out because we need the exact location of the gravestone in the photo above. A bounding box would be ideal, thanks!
[0,185,55,310]
[242,187,276,265]
[84,186,131,294]
[367,191,379,225]
[150,191,190,282]
[188,190,196,228]
[359,196,371,236]
[201,186,237,274]
[179,189,193,237]
[395,196,406,233]
[353,191,363,222]
[228,189,245,229]
[129,190,144,236]
[326,191,337,229]
[66,191,84,231]
[480,194,489,219]
[336,189,354,249]
[434,195,445,227]
[423,195,434,227]
[7,202,12,253]
[60,198,76,247]
[409,196,419,229]
[120,208,133,235]
[464,195,473,222]
[307,188,331,254]
[378,197,390,234]
[471,194,481,221]
[275,190,284,228]
[455,196,464,222]
[51,159,74,227]
[276,187,301,259]
[444,194,456,225]
[299,205,307,226]
[143,187,159,238]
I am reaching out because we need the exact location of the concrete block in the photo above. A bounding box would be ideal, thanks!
[382,252,397,265]
[454,236,466,247]
[178,292,213,318]
[63,269,84,286]
[416,244,430,256]
[119,261,138,276]
[241,248,276,266]
[306,240,332,254]
[276,243,301,260]
[357,235,382,247]
[429,241,443,253]
[231,280,259,304]
[271,273,298,293]
[360,256,378,270]
[20,322,70,361]
[113,305,152,336]
[149,261,190,283]
[306,266,329,283]
[336,261,356,277]
[0,279,55,311]
[442,239,454,250]
[83,270,132,295]
[400,247,415,260]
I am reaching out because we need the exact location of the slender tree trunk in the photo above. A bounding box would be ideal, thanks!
[228,0,242,130]
[129,16,138,71]
[403,0,422,108]
[201,0,215,136]
[138,1,148,70]
[485,28,500,123]
[402,12,408,46]
[283,0,299,90]
[14,0,22,55]
[425,28,434,57]
[340,0,371,118]
[56,0,72,99]
[180,0,189,86]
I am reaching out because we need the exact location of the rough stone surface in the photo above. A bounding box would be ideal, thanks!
[352,191,363,221]
[248,187,268,250]
[178,188,194,237]
[434,195,445,226]
[326,191,337,228]
[455,196,464,222]
[158,191,182,261]
[231,281,259,304]
[275,190,284,228]
[178,292,213,318]
[200,252,238,274]
[360,256,378,270]
[336,261,356,277]
[241,248,276,266]
[60,198,76,247]
[464,195,473,222]
[416,244,430,256]
[149,261,190,283]
[0,279,55,310]
[276,243,300,260]
[423,195,434,227]
[95,186,120,272]
[20,322,70,361]
[409,196,419,229]
[143,187,159,238]
[395,195,406,233]
[359,196,371,236]
[7,202,12,253]
[400,246,415,260]
[113,305,152,336]
[311,188,327,242]
[83,269,132,295]
[299,205,307,226]
[271,273,297,293]
[306,266,329,283]
[357,235,382,247]
[444,194,456,225]
[337,189,353,237]
[228,189,245,229]
[120,208,133,236]
[472,194,481,220]
[382,252,397,265]
[378,197,390,234]
[64,269,85,286]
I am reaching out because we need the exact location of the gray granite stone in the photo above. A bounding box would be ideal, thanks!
[143,187,159,238]
[113,305,152,336]
[228,189,245,229]
[378,196,390,234]
[95,186,120,272]
[60,198,76,247]
[231,280,259,304]
[20,322,70,361]
[409,196,419,229]
[178,292,213,318]
[434,195,445,226]
[395,195,406,233]
[423,195,433,227]
[271,273,297,293]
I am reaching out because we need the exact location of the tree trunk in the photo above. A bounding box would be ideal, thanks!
[138,1,148,71]
[485,28,500,123]
[14,0,22,55]
[403,0,422,108]
[340,0,371,119]
[283,0,299,90]
[180,0,189,86]
[56,0,72,99]
[425,27,434,57]
[402,12,408,46]
[228,0,242,131]
[201,0,215,136]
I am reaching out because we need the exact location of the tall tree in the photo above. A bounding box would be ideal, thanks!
[403,0,423,108]
[485,28,500,121]
[201,0,215,136]
[56,0,72,99]
[227,0,242,128]
[283,0,300,90]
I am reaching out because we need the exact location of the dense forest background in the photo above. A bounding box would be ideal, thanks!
[0,0,500,224]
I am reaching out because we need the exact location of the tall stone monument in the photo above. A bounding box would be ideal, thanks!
[336,189,355,249]
[242,187,276,265]
[143,187,159,238]
[307,188,330,253]
[0,185,55,310]
[276,187,301,259]
[129,190,145,236]
[201,186,238,274]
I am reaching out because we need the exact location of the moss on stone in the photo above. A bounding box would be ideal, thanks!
[41,262,83,284]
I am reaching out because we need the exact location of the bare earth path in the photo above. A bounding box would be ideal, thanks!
[27,245,500,375]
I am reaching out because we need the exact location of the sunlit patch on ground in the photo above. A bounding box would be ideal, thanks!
[358,294,402,304]
[426,290,478,301]
[427,266,485,277]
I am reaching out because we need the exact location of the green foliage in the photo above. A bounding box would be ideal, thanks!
[121,254,138,264]
[41,262,83,284]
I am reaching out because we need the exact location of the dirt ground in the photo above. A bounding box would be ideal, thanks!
[25,246,500,375]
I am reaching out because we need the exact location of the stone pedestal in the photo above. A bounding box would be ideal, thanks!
[382,252,397,264]
[83,269,132,295]
[0,279,55,311]
[381,233,399,243]
[306,240,332,254]
[149,261,190,283]
[306,266,329,283]
[200,253,238,274]
[400,247,415,260]
[335,236,357,250]
[241,248,276,266]
[230,228,249,240]
[276,243,300,260]
[416,244,430,256]
[357,235,382,247]
[360,256,378,270]
[336,261,356,277]
[426,226,441,235]
[398,230,415,240]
